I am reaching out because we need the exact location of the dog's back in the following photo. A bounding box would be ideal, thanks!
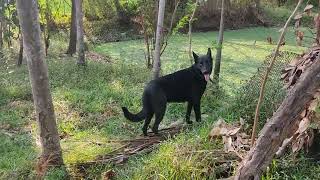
[147,67,206,103]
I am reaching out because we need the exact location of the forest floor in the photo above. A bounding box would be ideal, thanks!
[1,27,319,179]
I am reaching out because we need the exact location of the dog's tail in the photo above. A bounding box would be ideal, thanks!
[121,107,145,122]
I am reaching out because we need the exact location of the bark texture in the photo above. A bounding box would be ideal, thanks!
[251,0,303,145]
[153,0,166,79]
[75,0,85,65]
[213,0,225,81]
[66,0,77,55]
[17,33,23,66]
[235,56,320,180]
[16,0,64,167]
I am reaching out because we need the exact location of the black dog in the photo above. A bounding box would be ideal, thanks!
[122,48,213,136]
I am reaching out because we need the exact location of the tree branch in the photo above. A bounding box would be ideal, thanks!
[251,0,303,146]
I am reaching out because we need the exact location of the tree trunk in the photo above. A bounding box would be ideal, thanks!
[235,57,320,180]
[76,0,85,65]
[113,0,127,25]
[6,0,11,48]
[213,0,225,83]
[44,0,51,56]
[160,0,180,56]
[153,0,166,79]
[17,31,23,66]
[315,14,320,45]
[66,0,77,56]
[16,0,64,171]
[255,0,260,9]
[144,32,151,68]
[0,19,3,50]
[251,0,303,146]
[188,1,198,64]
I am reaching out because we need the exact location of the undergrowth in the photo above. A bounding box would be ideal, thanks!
[0,27,319,179]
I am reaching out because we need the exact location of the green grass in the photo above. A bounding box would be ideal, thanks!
[95,26,308,96]
[0,27,317,179]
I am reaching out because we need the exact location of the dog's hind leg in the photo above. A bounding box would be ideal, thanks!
[152,92,166,134]
[152,103,166,134]
[185,102,193,124]
[142,111,154,136]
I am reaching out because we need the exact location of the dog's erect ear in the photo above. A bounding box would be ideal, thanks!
[193,51,199,63]
[207,48,212,59]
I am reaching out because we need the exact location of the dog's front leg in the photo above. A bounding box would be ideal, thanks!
[193,101,201,122]
[185,102,193,124]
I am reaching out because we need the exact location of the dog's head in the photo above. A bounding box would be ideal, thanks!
[192,48,213,82]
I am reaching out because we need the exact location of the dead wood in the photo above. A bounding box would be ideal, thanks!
[71,124,184,176]
[251,0,303,146]
[235,55,320,179]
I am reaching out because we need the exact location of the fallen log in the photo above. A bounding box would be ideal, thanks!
[235,56,320,180]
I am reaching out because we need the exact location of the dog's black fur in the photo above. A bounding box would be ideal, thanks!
[122,48,213,136]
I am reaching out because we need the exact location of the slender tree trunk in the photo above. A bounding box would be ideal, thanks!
[17,31,23,66]
[16,0,64,171]
[2,16,7,47]
[315,14,320,45]
[113,0,127,24]
[213,0,225,83]
[255,0,260,9]
[0,7,4,50]
[66,0,77,55]
[76,0,85,65]
[251,0,303,145]
[0,19,3,50]
[44,0,51,56]
[160,0,180,56]
[153,0,166,79]
[188,0,198,64]
[6,0,11,48]
[235,55,320,180]
[144,32,151,68]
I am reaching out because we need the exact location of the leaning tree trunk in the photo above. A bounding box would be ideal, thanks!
[235,56,320,180]
[153,0,166,79]
[76,0,85,65]
[16,0,64,171]
[66,0,77,55]
[213,0,225,83]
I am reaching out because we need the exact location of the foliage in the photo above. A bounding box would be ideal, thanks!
[173,0,196,34]
[263,4,314,26]
[230,52,297,129]
[0,20,318,180]
[263,154,320,180]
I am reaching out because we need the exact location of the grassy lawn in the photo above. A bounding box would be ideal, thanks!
[95,26,308,95]
[0,27,316,179]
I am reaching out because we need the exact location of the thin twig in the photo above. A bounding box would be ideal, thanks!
[160,0,180,56]
[251,0,304,146]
